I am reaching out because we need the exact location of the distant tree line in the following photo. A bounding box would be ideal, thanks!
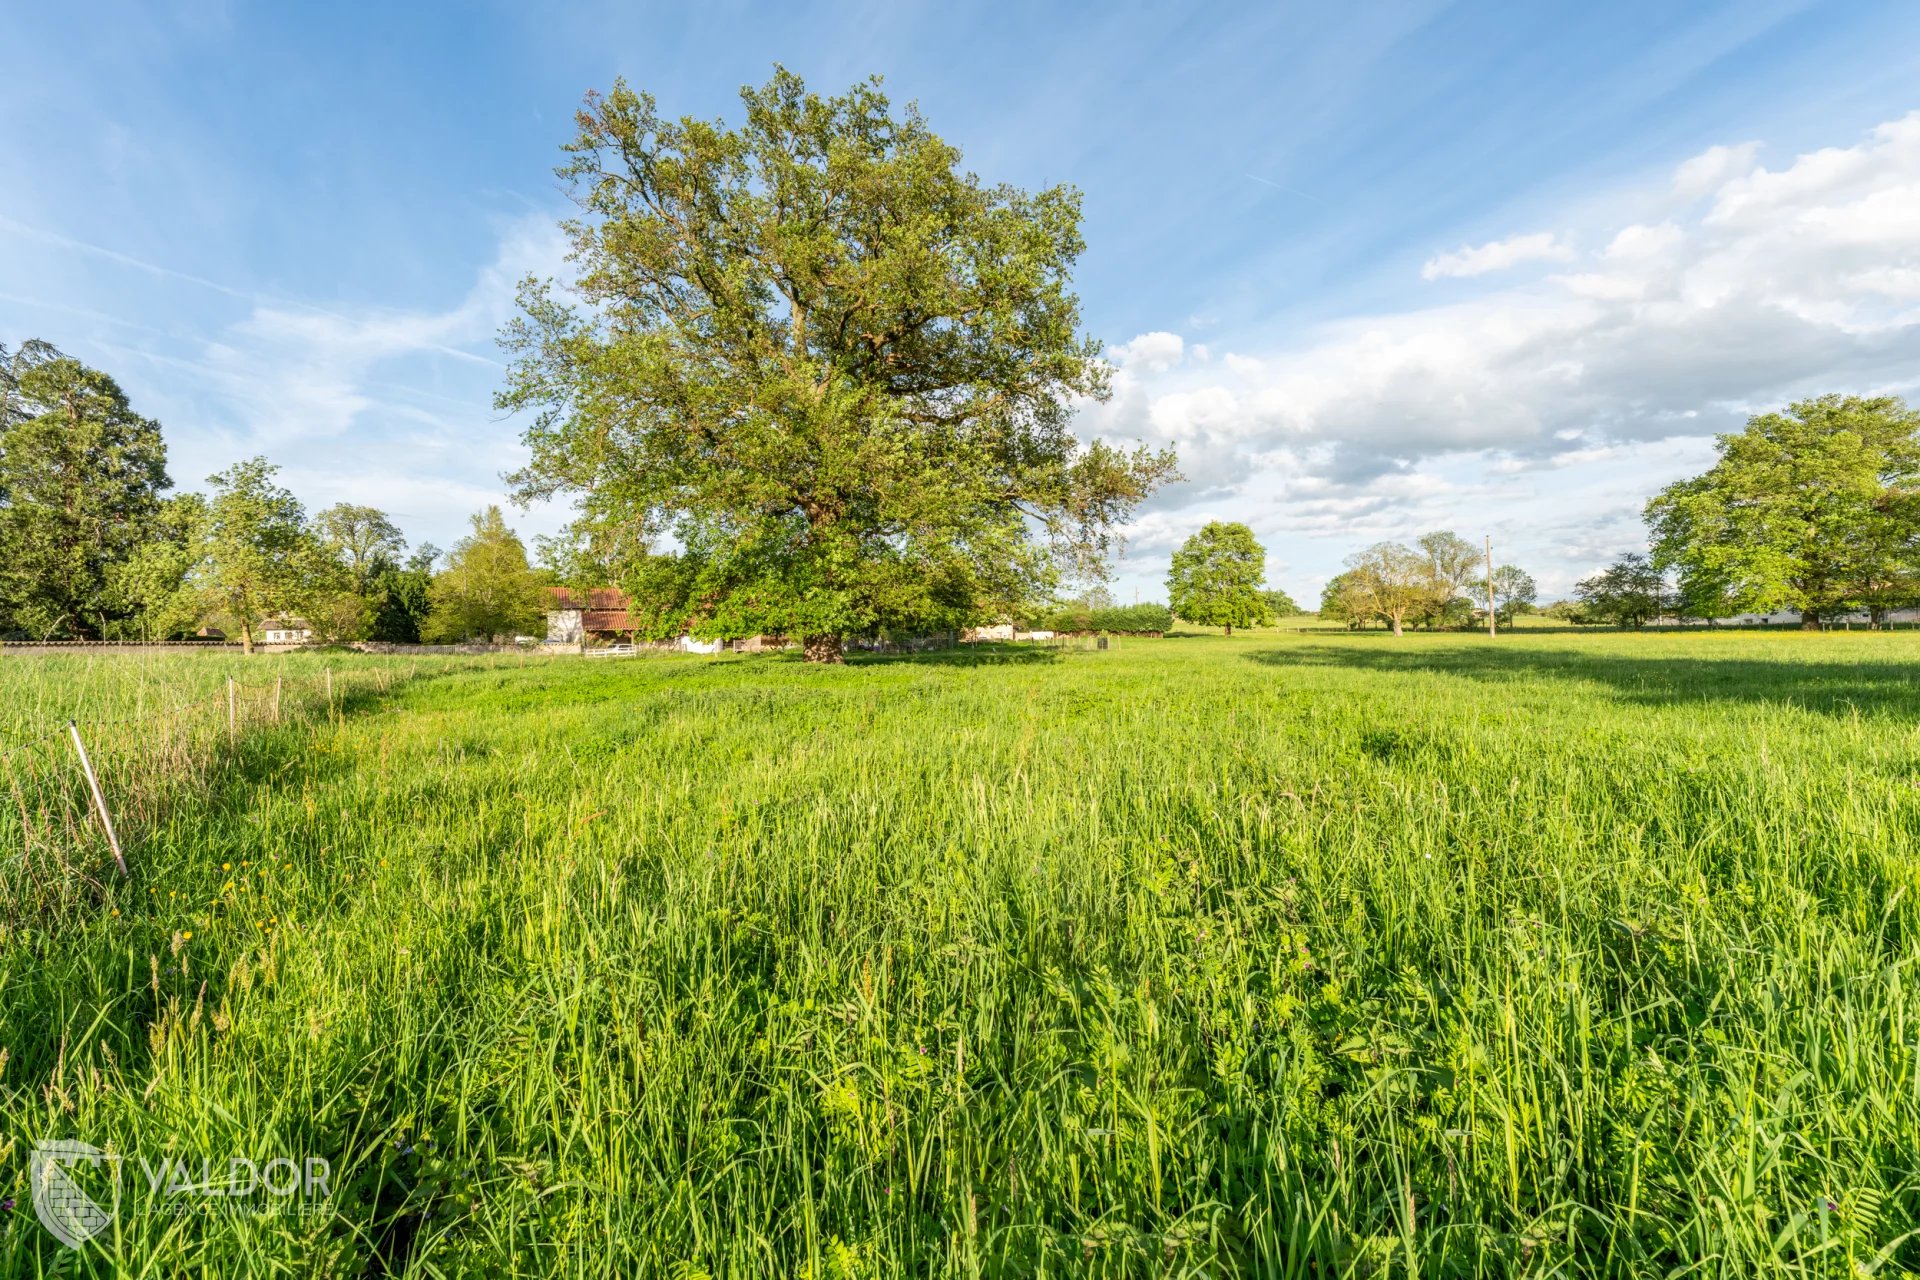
[1316,532,1535,635]
[0,340,549,648]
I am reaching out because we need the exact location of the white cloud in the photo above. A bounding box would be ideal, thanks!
[1093,111,1920,596]
[1420,231,1573,280]
[1672,141,1759,201]
[1108,330,1185,372]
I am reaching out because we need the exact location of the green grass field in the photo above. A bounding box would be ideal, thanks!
[3,633,1918,1276]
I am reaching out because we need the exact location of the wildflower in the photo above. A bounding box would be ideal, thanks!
[110,909,120,918]
[182,931,192,940]
[222,862,232,871]
[1,1197,12,1211]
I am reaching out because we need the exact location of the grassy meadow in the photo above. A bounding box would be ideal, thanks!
[2,633,1918,1276]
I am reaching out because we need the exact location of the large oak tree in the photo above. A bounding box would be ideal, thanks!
[497,69,1176,661]
[1646,396,1920,628]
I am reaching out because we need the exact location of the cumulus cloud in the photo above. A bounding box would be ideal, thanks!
[1107,330,1185,372]
[1095,112,1920,485]
[1420,231,1574,280]
[1088,112,1920,594]
[1672,141,1760,201]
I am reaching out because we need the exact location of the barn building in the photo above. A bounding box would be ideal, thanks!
[545,587,639,647]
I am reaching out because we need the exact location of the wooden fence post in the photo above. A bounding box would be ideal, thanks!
[67,721,128,878]
[273,675,282,722]
[228,676,236,744]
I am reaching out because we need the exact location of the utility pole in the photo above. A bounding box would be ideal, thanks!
[1485,535,1497,638]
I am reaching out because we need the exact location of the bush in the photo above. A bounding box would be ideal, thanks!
[1090,603,1173,633]
[1012,602,1172,634]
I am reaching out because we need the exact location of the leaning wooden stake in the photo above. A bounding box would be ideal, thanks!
[228,676,236,743]
[67,721,128,878]
[326,667,333,708]
[273,675,282,722]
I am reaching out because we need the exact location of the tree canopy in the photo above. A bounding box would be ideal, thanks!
[1166,522,1270,636]
[197,458,326,653]
[422,508,547,644]
[1338,543,1431,636]
[1261,587,1303,618]
[1413,531,1480,629]
[1490,564,1537,626]
[0,345,171,638]
[1574,553,1670,628]
[1646,395,1920,628]
[497,69,1176,661]
[315,503,407,591]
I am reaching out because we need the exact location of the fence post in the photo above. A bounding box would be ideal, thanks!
[326,667,333,709]
[66,721,128,878]
[228,676,236,744]
[273,675,282,722]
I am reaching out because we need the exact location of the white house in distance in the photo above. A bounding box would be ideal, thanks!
[260,615,312,645]
[1661,608,1920,627]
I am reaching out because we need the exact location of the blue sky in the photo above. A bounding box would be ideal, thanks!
[4,1,1920,602]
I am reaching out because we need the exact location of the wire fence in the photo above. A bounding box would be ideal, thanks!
[0,656,509,925]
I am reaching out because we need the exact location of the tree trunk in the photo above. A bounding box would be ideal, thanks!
[1391,616,1404,637]
[1224,623,1232,637]
[1800,610,1821,631]
[803,634,844,664]
[240,620,254,655]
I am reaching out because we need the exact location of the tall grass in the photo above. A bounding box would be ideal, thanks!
[2,633,1917,1276]
[0,653,502,924]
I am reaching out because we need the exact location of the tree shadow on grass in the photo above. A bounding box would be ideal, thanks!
[1245,641,1920,718]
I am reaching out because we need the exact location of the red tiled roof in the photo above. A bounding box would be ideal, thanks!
[547,586,630,612]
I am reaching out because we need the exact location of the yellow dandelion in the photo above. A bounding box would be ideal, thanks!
[222,862,232,871]
[110,908,120,917]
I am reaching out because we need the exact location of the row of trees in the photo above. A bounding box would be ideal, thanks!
[1564,396,1919,629]
[1158,522,1536,638]
[0,340,550,648]
[1319,533,1535,635]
